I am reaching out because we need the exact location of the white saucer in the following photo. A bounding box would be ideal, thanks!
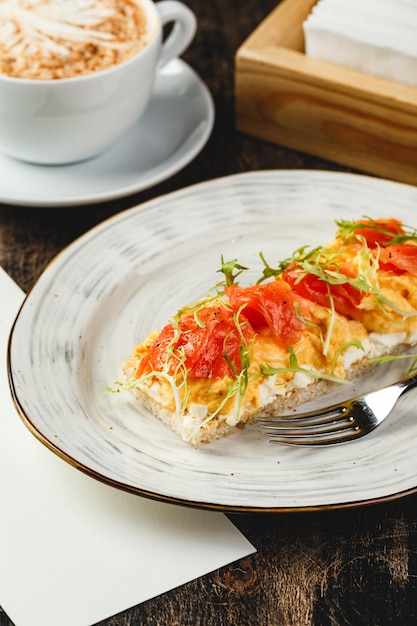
[0,60,214,208]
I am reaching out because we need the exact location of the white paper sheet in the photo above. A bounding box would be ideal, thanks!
[0,267,255,626]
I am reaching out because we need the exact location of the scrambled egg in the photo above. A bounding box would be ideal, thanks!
[130,299,371,424]
[355,273,417,334]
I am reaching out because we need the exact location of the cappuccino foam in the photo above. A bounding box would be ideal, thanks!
[0,0,154,80]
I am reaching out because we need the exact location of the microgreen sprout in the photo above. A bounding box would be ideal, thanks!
[330,339,365,375]
[293,301,324,344]
[108,334,191,421]
[221,305,255,424]
[295,238,417,322]
[174,293,224,330]
[367,353,417,376]
[260,346,352,384]
[335,216,417,245]
[257,246,314,283]
[217,255,249,287]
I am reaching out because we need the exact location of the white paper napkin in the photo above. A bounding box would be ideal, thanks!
[304,0,417,87]
[0,267,255,626]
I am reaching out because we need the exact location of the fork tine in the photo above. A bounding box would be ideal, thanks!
[268,426,360,446]
[255,404,348,428]
[260,416,354,436]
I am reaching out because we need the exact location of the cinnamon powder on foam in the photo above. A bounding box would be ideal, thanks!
[0,0,151,80]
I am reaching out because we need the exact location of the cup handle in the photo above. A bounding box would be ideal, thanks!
[156,1,197,68]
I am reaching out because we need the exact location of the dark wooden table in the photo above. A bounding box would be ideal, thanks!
[2,1,417,625]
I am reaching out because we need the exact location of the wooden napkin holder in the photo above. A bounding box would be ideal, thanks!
[235,0,417,186]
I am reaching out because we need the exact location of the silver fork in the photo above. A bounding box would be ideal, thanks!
[255,372,417,446]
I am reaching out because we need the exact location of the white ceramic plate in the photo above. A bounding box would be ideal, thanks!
[8,170,417,512]
[0,60,214,208]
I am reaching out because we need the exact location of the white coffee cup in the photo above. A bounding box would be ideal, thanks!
[0,0,196,165]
